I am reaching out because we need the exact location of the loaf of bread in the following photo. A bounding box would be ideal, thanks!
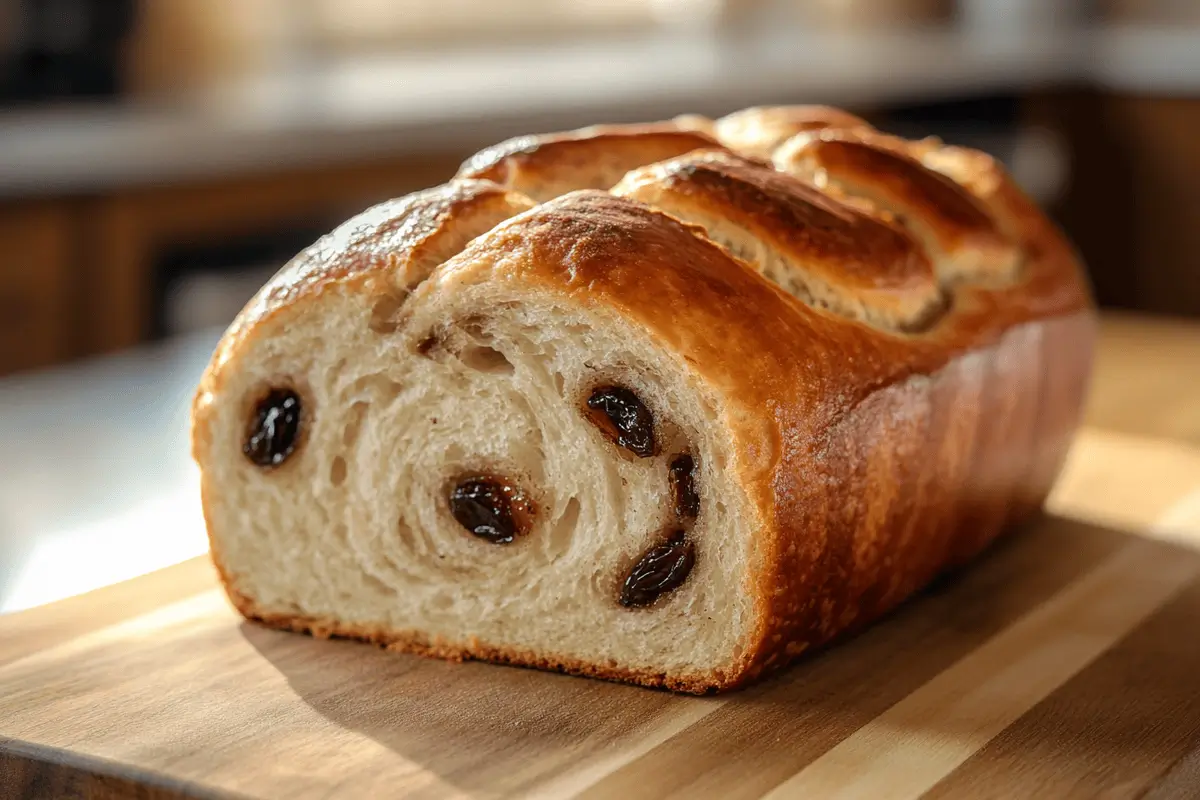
[191,106,1094,693]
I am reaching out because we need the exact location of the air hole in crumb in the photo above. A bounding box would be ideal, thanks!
[368,291,409,334]
[342,402,369,446]
[378,378,403,400]
[552,371,565,395]
[427,593,454,611]
[459,343,514,374]
[461,317,491,341]
[547,497,581,553]
[349,374,403,400]
[359,568,395,597]
[330,455,347,487]
[397,516,419,550]
[416,333,440,357]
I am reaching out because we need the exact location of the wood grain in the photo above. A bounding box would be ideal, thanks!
[80,151,465,356]
[0,201,73,375]
[3,427,1200,799]
[0,736,236,800]
[0,557,215,668]
[1084,312,1200,449]
[1047,428,1200,536]
[767,539,1199,799]
[574,518,1130,800]
[927,579,1200,799]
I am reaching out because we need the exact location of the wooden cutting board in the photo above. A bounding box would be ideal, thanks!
[4,428,1200,800]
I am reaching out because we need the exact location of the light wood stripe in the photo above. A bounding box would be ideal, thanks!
[1151,487,1200,546]
[0,590,230,676]
[575,517,1131,800]
[763,497,1200,800]
[1048,429,1200,537]
[525,698,729,799]
[0,557,213,668]
[927,577,1200,798]
[923,492,1200,798]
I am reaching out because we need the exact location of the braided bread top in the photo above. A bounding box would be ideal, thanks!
[203,105,1088,396]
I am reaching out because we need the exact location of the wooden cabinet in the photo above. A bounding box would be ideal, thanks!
[1027,91,1200,318]
[0,203,72,374]
[0,151,464,376]
[77,152,463,357]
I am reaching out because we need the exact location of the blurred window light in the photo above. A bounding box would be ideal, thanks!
[303,0,670,50]
[2,478,209,613]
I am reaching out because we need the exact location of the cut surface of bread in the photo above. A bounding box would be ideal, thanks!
[193,106,1094,693]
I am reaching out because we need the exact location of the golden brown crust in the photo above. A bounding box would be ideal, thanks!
[191,179,533,429]
[612,149,943,330]
[195,106,1095,692]
[775,128,1020,283]
[455,123,723,202]
[238,179,531,330]
[919,144,1053,249]
[714,105,871,158]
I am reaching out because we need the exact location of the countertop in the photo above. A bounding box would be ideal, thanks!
[0,331,218,614]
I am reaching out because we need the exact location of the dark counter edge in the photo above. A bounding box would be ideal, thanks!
[0,735,247,800]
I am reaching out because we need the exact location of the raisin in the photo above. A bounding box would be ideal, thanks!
[669,454,700,519]
[244,388,302,467]
[620,531,695,608]
[449,477,532,544]
[585,386,657,457]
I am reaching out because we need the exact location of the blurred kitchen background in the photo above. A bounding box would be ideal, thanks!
[1,0,1199,374]
[0,0,1198,611]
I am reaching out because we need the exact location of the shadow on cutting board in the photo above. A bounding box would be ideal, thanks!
[241,515,1200,799]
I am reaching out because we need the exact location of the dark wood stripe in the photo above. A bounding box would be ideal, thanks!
[578,516,1130,800]
[234,625,690,798]
[927,560,1200,799]
[0,735,242,800]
